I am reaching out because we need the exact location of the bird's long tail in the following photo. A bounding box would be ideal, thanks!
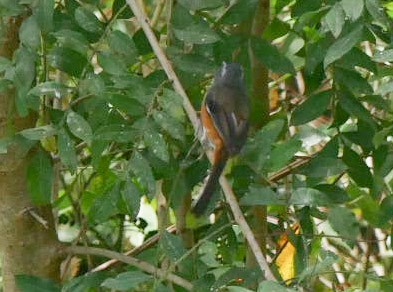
[192,154,228,216]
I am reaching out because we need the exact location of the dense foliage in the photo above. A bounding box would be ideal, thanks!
[2,0,393,291]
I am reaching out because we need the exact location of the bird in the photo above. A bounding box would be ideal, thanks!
[192,62,250,216]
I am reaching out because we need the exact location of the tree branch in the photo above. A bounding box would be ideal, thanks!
[64,245,193,290]
[126,0,277,281]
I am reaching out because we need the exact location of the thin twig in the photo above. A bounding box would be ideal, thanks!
[126,0,277,281]
[64,245,193,290]
[91,224,177,272]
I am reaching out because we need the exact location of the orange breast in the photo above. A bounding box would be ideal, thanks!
[201,103,224,163]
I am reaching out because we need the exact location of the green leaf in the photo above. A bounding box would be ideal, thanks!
[153,111,185,141]
[290,188,337,205]
[172,53,215,74]
[74,7,104,34]
[112,0,133,19]
[27,149,53,205]
[373,49,393,62]
[158,89,185,121]
[63,272,109,292]
[251,37,296,75]
[160,231,187,262]
[341,0,364,20]
[108,30,138,64]
[19,16,40,49]
[324,3,345,38]
[266,138,302,172]
[313,184,349,204]
[53,29,89,55]
[94,124,136,142]
[221,0,258,24]
[14,47,36,116]
[173,26,220,45]
[305,37,331,74]
[365,0,389,27]
[342,147,373,188]
[101,272,152,291]
[335,67,373,95]
[57,128,78,173]
[240,185,284,205]
[19,125,57,140]
[380,196,393,222]
[324,25,363,68]
[105,93,145,117]
[120,178,141,218]
[243,119,285,172]
[48,47,87,77]
[328,206,360,240]
[97,52,128,75]
[15,275,60,292]
[34,0,54,33]
[212,267,261,290]
[88,183,120,223]
[338,47,377,73]
[338,90,376,129]
[298,252,337,282]
[144,124,169,162]
[172,6,220,44]
[66,111,93,143]
[291,90,332,125]
[298,157,347,177]
[177,0,225,10]
[128,152,156,196]
[29,81,74,98]
[258,281,295,292]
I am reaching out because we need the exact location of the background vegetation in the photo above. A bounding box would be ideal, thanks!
[2,0,393,291]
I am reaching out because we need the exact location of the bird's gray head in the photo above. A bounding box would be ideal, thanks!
[215,62,244,86]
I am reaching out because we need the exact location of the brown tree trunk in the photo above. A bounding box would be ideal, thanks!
[0,17,61,292]
[247,0,270,269]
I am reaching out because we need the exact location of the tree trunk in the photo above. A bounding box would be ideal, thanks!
[0,17,61,292]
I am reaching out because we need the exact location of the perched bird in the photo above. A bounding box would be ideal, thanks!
[192,62,250,216]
